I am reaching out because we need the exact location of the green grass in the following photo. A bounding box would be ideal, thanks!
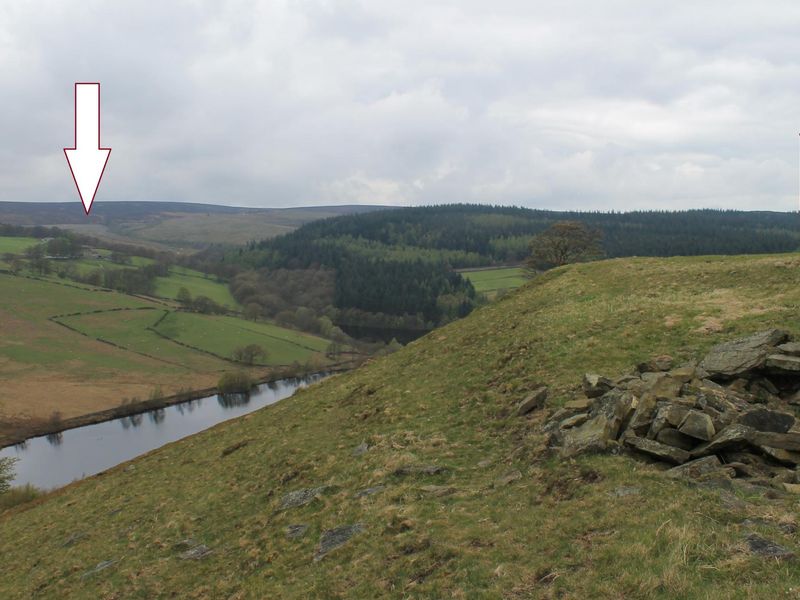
[5,254,800,597]
[155,312,330,365]
[153,268,238,308]
[0,236,39,261]
[461,266,527,295]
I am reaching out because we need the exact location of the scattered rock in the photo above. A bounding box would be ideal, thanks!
[180,544,212,560]
[648,404,690,439]
[393,465,448,477]
[582,374,614,398]
[314,524,365,562]
[745,533,794,560]
[757,446,800,466]
[665,456,726,481]
[286,524,309,539]
[559,413,588,429]
[564,398,593,411]
[739,409,795,433]
[419,485,456,496]
[624,436,690,464]
[678,410,715,441]
[61,532,87,548]
[221,439,249,457]
[352,442,369,456]
[609,486,641,497]
[749,431,800,452]
[495,470,522,486]
[354,485,386,498]
[782,483,800,495]
[280,486,329,510]
[517,386,548,416]
[81,560,116,580]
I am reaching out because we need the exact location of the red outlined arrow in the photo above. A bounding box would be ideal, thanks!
[64,82,111,215]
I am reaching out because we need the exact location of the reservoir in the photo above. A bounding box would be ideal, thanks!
[0,374,325,490]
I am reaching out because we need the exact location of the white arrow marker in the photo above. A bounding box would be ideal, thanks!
[64,82,111,214]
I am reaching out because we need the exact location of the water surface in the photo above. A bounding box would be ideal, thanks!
[0,374,325,490]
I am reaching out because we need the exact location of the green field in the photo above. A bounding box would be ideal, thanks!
[7,253,800,597]
[0,236,38,259]
[154,267,239,308]
[155,312,330,365]
[461,266,526,295]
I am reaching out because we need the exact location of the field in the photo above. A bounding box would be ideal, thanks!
[153,267,239,308]
[5,253,800,597]
[0,236,38,255]
[0,270,332,427]
[461,266,526,296]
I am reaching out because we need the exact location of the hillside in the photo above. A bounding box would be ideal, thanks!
[3,253,800,597]
[0,202,386,249]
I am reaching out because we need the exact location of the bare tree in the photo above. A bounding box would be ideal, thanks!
[527,221,604,270]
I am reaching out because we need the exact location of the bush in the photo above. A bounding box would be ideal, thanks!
[0,456,17,495]
[217,371,254,394]
[232,344,267,365]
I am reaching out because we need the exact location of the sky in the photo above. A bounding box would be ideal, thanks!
[1,1,800,211]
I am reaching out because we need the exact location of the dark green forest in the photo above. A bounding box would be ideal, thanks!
[218,205,800,337]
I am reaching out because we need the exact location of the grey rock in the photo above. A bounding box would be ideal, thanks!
[419,484,457,496]
[648,404,690,439]
[665,456,726,480]
[180,544,212,560]
[564,398,594,411]
[758,446,800,466]
[777,342,800,356]
[692,424,754,457]
[354,485,386,498]
[749,431,800,452]
[582,373,614,398]
[647,376,684,401]
[699,329,789,378]
[765,354,800,373]
[286,524,309,539]
[516,386,548,416]
[560,414,619,458]
[624,436,691,464]
[393,464,448,477]
[609,486,641,497]
[745,534,794,560]
[280,486,329,510]
[352,442,369,456]
[627,393,658,433]
[738,409,795,433]
[62,532,88,548]
[81,560,115,580]
[655,428,697,451]
[495,470,522,486]
[559,413,588,429]
[678,410,715,441]
[173,538,199,550]
[314,524,365,562]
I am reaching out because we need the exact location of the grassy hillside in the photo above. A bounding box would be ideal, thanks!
[0,271,332,427]
[3,253,800,598]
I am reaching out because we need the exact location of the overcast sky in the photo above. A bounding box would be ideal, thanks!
[1,1,799,211]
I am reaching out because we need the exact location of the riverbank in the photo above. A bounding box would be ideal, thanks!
[0,361,357,449]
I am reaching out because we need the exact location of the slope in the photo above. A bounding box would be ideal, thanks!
[3,253,800,598]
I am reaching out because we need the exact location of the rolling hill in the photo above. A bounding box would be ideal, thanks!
[3,252,800,597]
[0,201,387,249]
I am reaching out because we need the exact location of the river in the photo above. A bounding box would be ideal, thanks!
[0,374,326,490]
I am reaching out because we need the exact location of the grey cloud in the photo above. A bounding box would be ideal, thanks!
[0,1,799,210]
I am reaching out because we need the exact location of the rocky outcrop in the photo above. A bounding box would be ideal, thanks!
[545,330,800,488]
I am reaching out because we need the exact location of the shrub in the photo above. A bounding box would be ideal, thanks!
[217,371,254,394]
[232,344,267,365]
[0,456,17,495]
